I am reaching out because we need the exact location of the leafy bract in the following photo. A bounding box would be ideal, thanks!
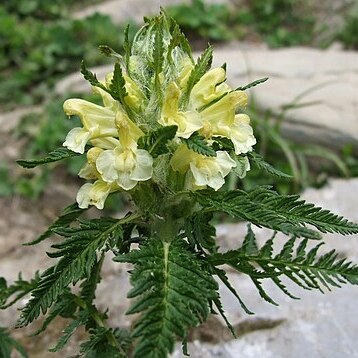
[115,238,218,358]
[183,133,216,157]
[17,147,81,169]
[138,125,177,157]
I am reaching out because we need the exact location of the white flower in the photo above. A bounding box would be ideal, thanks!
[171,145,236,191]
[63,99,117,154]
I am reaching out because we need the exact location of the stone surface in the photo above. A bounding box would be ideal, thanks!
[73,0,234,24]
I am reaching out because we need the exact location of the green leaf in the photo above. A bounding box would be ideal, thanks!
[49,310,90,352]
[80,60,109,93]
[32,291,77,336]
[182,45,213,105]
[16,214,139,327]
[17,147,81,169]
[0,327,28,358]
[233,155,250,179]
[24,203,86,246]
[115,239,218,358]
[184,212,217,252]
[194,187,358,238]
[209,228,358,303]
[79,327,130,358]
[98,45,122,61]
[183,133,216,157]
[109,62,128,104]
[0,273,40,309]
[248,152,292,179]
[137,125,177,157]
[235,77,269,91]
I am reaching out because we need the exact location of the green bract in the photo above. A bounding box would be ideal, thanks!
[7,11,358,358]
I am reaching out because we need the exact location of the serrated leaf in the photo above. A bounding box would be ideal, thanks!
[184,212,217,252]
[194,186,358,238]
[235,77,269,91]
[79,327,129,358]
[209,228,358,302]
[109,62,128,104]
[17,147,81,169]
[115,239,218,358]
[0,273,40,310]
[138,125,177,157]
[24,203,86,246]
[17,214,138,327]
[49,310,90,352]
[80,61,109,92]
[0,327,28,358]
[248,152,292,179]
[183,133,216,157]
[182,45,213,106]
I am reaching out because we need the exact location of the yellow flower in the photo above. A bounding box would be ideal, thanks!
[63,99,118,154]
[199,93,256,154]
[76,180,118,210]
[78,147,104,180]
[95,115,153,190]
[171,145,236,191]
[160,82,202,138]
[190,67,230,109]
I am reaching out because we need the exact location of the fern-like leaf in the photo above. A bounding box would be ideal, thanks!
[235,77,269,91]
[115,238,218,358]
[183,133,216,157]
[182,45,213,106]
[138,125,177,157]
[0,327,28,358]
[79,327,130,358]
[194,187,358,238]
[17,147,81,169]
[209,226,358,303]
[248,152,292,179]
[80,61,109,93]
[0,273,40,309]
[16,217,127,327]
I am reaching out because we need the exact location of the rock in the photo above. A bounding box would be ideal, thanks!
[0,106,42,134]
[73,0,234,25]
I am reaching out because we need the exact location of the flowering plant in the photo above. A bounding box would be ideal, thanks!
[2,11,358,357]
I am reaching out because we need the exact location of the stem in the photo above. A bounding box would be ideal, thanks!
[73,296,126,354]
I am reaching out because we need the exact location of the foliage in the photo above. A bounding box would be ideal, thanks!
[0,327,28,358]
[338,7,358,49]
[2,11,358,358]
[0,7,136,110]
[167,0,316,48]
[166,0,234,42]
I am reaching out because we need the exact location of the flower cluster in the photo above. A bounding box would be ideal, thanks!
[62,16,256,209]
